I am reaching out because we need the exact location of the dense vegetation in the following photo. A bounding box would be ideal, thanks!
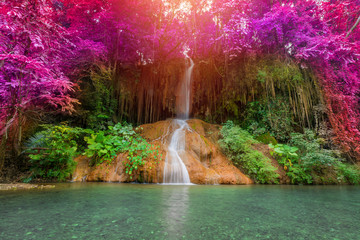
[0,0,359,183]
[219,121,279,184]
[220,121,360,184]
[24,123,158,181]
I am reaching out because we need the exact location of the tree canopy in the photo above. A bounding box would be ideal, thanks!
[1,0,360,160]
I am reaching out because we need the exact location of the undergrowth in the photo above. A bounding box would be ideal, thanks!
[25,123,158,181]
[219,121,279,184]
[24,125,91,181]
[269,129,360,184]
[84,123,160,179]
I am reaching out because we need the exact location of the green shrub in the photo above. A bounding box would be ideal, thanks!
[269,129,343,184]
[243,98,294,142]
[285,164,313,184]
[84,122,159,179]
[256,132,277,145]
[336,163,360,184]
[25,122,159,181]
[290,129,341,169]
[268,143,299,166]
[25,125,91,181]
[269,143,313,184]
[219,121,279,184]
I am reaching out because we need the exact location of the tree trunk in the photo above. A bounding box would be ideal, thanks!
[16,109,23,156]
[0,134,7,172]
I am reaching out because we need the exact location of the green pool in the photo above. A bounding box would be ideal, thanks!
[1,183,359,239]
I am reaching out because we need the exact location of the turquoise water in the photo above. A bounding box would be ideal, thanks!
[1,184,359,240]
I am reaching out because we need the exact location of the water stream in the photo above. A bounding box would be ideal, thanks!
[163,57,194,184]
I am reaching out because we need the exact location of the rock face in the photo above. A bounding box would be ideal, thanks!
[72,119,253,184]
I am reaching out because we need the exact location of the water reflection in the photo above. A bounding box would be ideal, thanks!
[162,186,189,239]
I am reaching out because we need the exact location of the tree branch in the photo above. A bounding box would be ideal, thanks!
[346,15,360,38]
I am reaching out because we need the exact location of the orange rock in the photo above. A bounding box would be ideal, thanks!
[72,119,253,185]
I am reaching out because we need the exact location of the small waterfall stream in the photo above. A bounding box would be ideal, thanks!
[163,56,194,184]
[163,119,191,184]
[184,57,194,119]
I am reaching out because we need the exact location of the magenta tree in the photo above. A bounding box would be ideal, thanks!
[0,0,80,164]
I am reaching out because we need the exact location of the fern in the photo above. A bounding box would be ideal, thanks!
[23,131,48,153]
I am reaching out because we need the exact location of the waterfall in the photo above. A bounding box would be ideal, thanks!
[163,57,194,184]
[163,119,191,184]
[183,57,194,119]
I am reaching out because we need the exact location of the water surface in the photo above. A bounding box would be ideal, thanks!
[1,183,359,239]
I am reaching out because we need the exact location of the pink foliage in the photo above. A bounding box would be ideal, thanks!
[1,0,360,159]
[252,1,360,159]
[0,0,77,135]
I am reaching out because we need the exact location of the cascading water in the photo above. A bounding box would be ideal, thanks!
[163,119,191,184]
[163,56,194,184]
[182,57,194,119]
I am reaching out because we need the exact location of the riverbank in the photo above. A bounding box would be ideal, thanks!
[0,183,55,191]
